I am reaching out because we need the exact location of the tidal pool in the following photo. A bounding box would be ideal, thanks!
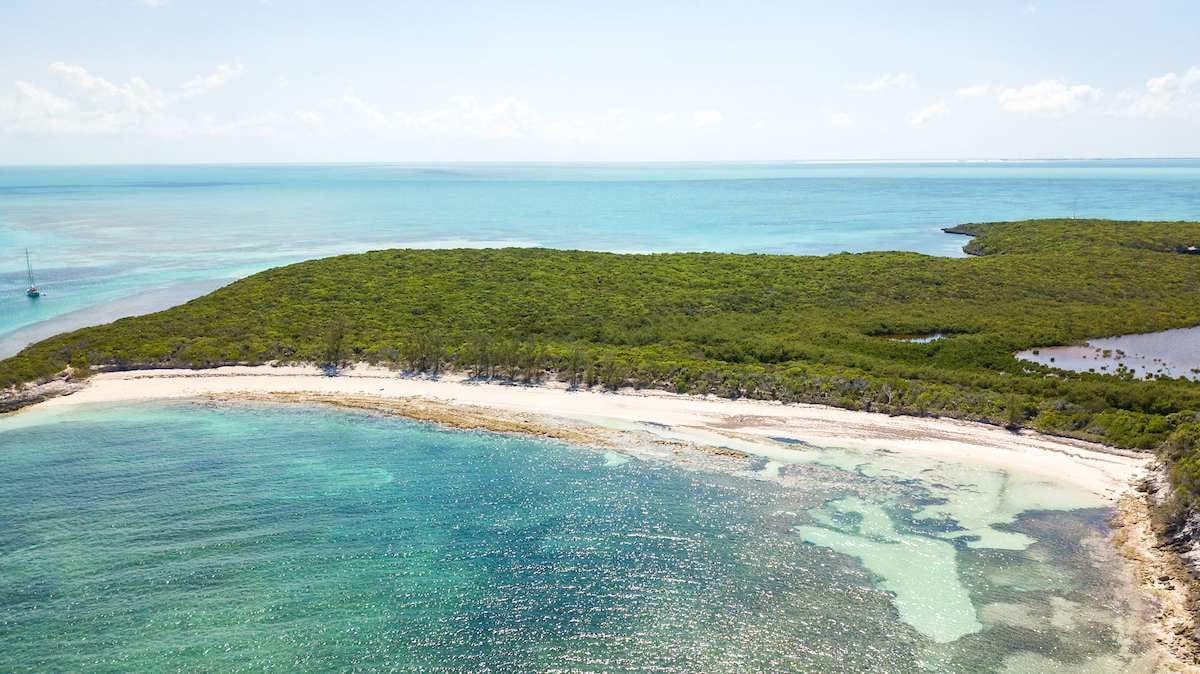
[1017,325,1200,381]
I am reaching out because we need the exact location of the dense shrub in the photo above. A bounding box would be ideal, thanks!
[3,218,1200,499]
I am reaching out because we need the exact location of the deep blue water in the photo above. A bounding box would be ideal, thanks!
[2,160,1199,354]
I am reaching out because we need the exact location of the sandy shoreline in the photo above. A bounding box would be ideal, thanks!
[12,363,1198,668]
[21,363,1149,500]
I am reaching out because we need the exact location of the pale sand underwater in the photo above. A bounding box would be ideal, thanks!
[26,364,1148,501]
[14,364,1196,670]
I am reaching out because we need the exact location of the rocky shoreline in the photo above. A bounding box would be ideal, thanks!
[205,390,757,470]
[0,374,84,414]
[1112,476,1200,671]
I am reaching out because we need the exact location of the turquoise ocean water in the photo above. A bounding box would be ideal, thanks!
[2,160,1200,354]
[1,160,1191,670]
[0,402,1153,672]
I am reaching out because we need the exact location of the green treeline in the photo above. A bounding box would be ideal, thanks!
[4,218,1200,513]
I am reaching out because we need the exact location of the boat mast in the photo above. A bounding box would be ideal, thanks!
[26,248,35,286]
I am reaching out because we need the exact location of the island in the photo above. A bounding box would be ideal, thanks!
[4,217,1200,664]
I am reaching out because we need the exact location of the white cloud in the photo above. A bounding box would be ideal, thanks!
[691,109,724,128]
[339,86,387,125]
[141,0,169,6]
[182,59,244,96]
[1,63,725,146]
[448,95,542,138]
[0,61,244,136]
[25,56,1196,158]
[13,81,72,115]
[293,110,323,125]
[1117,65,1200,118]
[0,63,169,135]
[321,93,556,141]
[49,62,165,114]
[542,108,634,144]
[956,83,993,98]
[998,80,1101,114]
[386,98,713,142]
[1,81,76,135]
[389,95,542,139]
[1146,67,1200,94]
[206,111,284,137]
[910,100,948,126]
[849,72,913,92]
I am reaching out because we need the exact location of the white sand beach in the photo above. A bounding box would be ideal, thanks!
[27,364,1150,501]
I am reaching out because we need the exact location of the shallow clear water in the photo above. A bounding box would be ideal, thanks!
[1017,325,1200,381]
[0,402,1154,672]
[2,159,1200,354]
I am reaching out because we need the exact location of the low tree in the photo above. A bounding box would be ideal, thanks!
[322,318,347,375]
[1005,395,1025,431]
[566,347,584,389]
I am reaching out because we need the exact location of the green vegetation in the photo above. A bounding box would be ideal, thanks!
[4,218,1200,506]
[1158,424,1200,526]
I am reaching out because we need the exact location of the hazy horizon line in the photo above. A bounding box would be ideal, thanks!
[2,156,1199,169]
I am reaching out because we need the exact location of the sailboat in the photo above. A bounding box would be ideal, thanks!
[25,249,40,298]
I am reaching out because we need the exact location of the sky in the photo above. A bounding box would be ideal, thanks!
[0,0,1198,163]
